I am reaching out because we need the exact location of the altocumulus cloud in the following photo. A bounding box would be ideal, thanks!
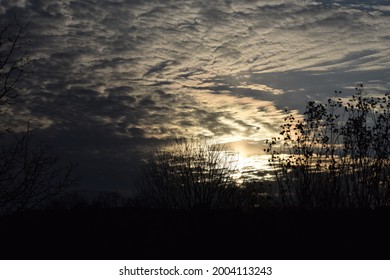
[0,0,389,191]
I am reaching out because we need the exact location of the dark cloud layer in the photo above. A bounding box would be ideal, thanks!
[0,0,389,191]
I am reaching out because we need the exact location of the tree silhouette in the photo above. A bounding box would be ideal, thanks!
[0,19,29,108]
[0,20,74,215]
[267,85,390,209]
[137,138,257,210]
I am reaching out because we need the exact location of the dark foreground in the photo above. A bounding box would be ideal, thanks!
[0,207,389,259]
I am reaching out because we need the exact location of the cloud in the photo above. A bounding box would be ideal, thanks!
[1,0,389,190]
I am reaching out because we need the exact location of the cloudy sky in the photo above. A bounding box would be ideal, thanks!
[1,0,389,192]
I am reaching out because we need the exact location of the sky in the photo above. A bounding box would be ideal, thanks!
[1,0,389,193]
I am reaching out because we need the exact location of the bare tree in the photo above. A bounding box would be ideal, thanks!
[137,138,257,210]
[0,129,74,214]
[0,19,29,108]
[0,20,74,215]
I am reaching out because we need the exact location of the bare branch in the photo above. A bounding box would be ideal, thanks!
[0,20,30,106]
[0,21,75,215]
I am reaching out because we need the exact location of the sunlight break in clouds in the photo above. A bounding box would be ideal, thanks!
[0,0,389,190]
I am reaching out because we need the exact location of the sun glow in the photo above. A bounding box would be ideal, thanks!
[227,140,274,183]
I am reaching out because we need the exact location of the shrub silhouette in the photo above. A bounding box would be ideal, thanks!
[0,21,74,215]
[267,85,390,209]
[137,138,258,210]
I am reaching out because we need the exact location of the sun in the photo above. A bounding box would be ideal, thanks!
[227,140,274,182]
